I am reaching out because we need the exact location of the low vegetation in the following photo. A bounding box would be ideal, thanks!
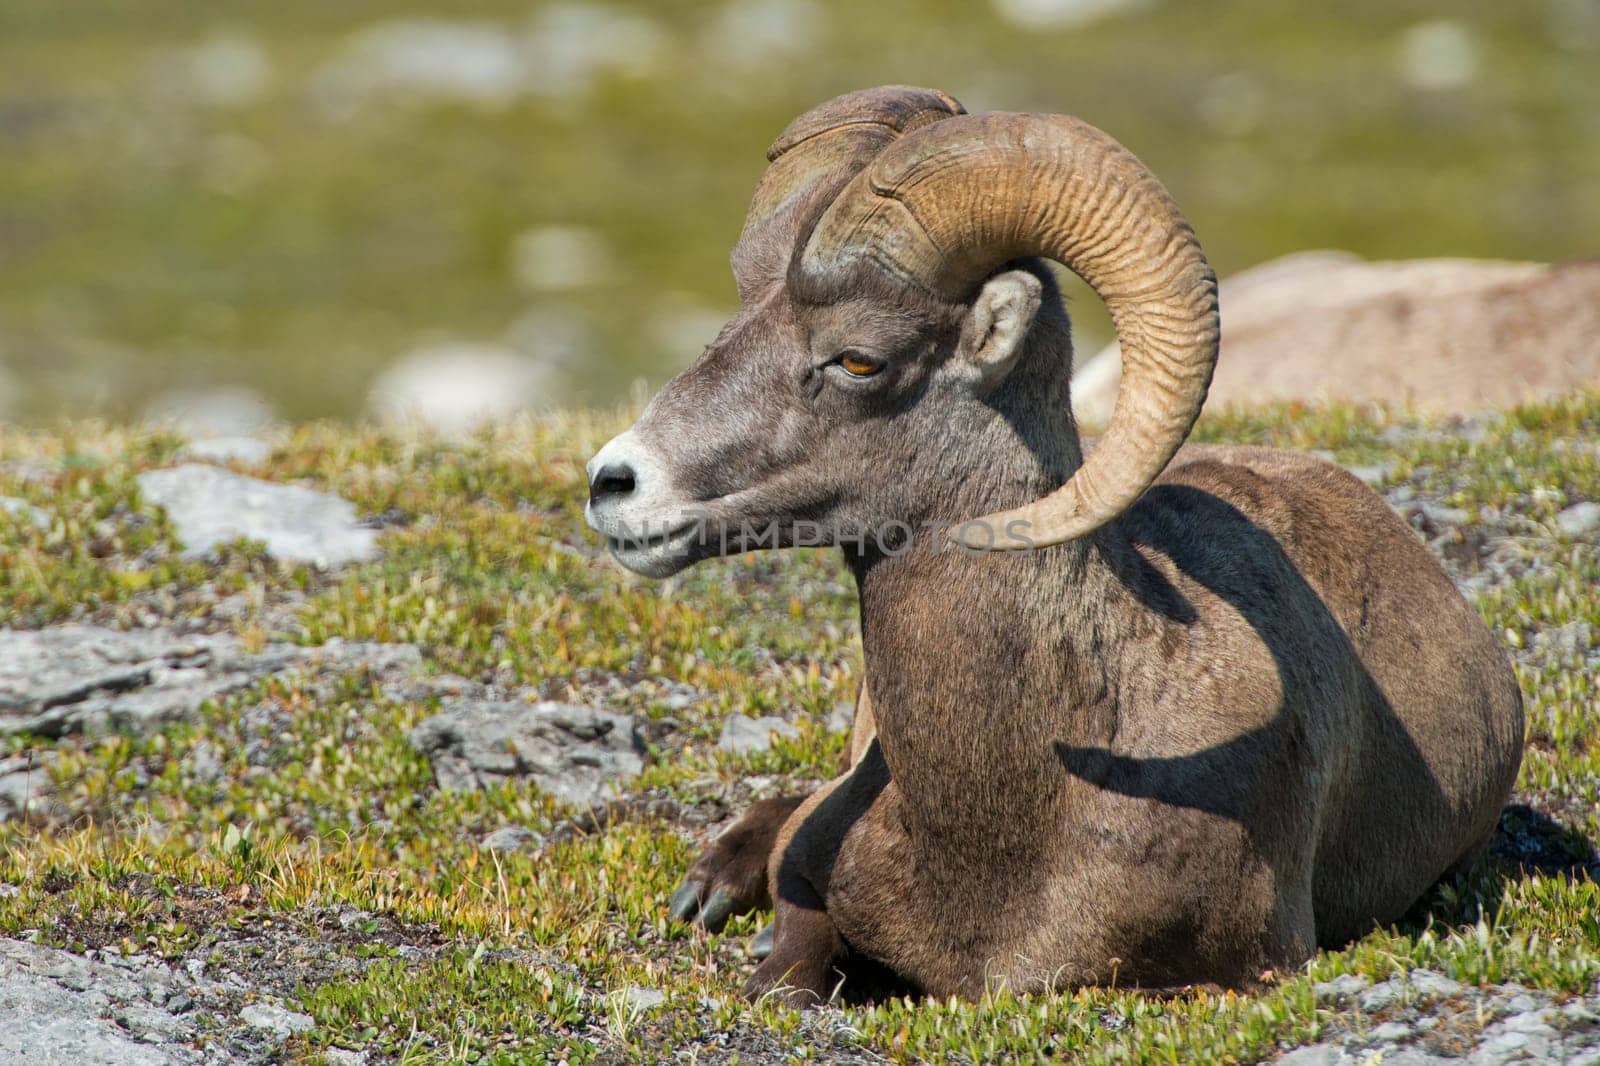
[2,394,1597,1063]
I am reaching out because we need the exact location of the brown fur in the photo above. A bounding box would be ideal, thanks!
[589,91,1525,1004]
[744,446,1521,1002]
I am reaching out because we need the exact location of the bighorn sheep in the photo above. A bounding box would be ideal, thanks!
[1074,251,1600,424]
[584,86,1524,1001]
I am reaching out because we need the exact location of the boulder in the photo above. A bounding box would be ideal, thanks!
[0,626,419,742]
[1074,253,1600,422]
[410,700,644,807]
[138,464,379,566]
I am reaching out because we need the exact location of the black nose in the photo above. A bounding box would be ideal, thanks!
[588,461,637,506]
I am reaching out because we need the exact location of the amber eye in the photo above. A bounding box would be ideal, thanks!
[837,350,886,377]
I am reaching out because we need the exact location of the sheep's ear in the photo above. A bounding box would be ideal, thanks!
[956,269,1042,393]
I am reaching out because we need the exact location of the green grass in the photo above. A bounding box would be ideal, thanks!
[2,394,1598,1063]
[2,0,1598,420]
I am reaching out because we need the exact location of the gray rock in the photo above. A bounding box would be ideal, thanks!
[1345,462,1397,487]
[183,739,225,785]
[143,385,276,438]
[0,938,232,1065]
[324,1049,370,1066]
[0,753,63,824]
[1500,991,1541,1015]
[481,825,543,853]
[367,343,558,433]
[239,1001,315,1039]
[1358,977,1406,1012]
[1556,500,1600,537]
[619,985,667,1012]
[0,627,424,757]
[0,626,292,739]
[1499,1007,1556,1035]
[1369,1020,1413,1043]
[179,436,273,465]
[138,463,379,566]
[718,714,800,756]
[1474,1029,1536,1062]
[1409,968,1465,1000]
[827,700,856,734]
[0,496,48,529]
[1277,1046,1346,1066]
[410,700,644,807]
[1313,973,1371,1002]
[1533,620,1593,661]
[1562,999,1599,1023]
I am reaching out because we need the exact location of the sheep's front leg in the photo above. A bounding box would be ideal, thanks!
[742,872,847,1006]
[740,782,852,1006]
[668,687,877,938]
[668,795,806,932]
[743,733,894,1007]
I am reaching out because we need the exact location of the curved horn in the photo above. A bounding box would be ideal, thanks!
[733,87,965,299]
[801,111,1219,549]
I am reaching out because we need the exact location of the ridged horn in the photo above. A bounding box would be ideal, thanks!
[801,110,1219,549]
[733,87,965,298]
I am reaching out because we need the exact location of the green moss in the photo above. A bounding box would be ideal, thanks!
[2,395,1597,1061]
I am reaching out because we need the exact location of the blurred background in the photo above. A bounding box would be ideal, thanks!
[2,0,1597,429]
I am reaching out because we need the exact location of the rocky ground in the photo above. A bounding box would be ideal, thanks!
[0,401,1597,1063]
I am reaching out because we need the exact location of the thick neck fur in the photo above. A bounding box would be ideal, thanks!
[847,312,1141,862]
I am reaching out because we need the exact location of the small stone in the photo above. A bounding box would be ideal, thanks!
[481,825,543,853]
[1556,501,1600,537]
[1369,1020,1413,1043]
[619,986,666,1012]
[718,714,800,756]
[0,753,63,825]
[0,884,17,898]
[1476,1030,1533,1059]
[1313,973,1371,1002]
[144,385,275,437]
[138,464,379,566]
[323,1049,369,1066]
[179,437,272,465]
[827,701,855,734]
[1346,463,1397,487]
[1500,1008,1556,1035]
[1398,19,1480,91]
[1408,968,1464,1000]
[367,343,558,434]
[0,627,418,740]
[239,1001,314,1038]
[1501,992,1541,1015]
[410,700,644,807]
[1359,977,1405,1012]
[991,0,1151,32]
[0,497,47,529]
[512,226,614,293]
[1275,1046,1343,1066]
[183,740,224,785]
[1562,999,1599,1023]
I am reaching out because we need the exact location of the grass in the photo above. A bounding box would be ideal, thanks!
[2,0,1598,420]
[2,393,1598,1063]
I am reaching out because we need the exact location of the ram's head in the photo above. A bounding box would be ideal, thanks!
[586,86,1218,577]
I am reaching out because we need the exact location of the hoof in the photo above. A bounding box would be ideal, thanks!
[748,922,775,959]
[666,795,804,932]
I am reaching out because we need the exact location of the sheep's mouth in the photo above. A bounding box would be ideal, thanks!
[602,520,702,553]
[600,520,711,577]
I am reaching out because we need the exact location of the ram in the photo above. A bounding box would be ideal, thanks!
[584,86,1524,1002]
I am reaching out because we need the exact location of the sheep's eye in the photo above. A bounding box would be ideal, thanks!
[837,350,886,377]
